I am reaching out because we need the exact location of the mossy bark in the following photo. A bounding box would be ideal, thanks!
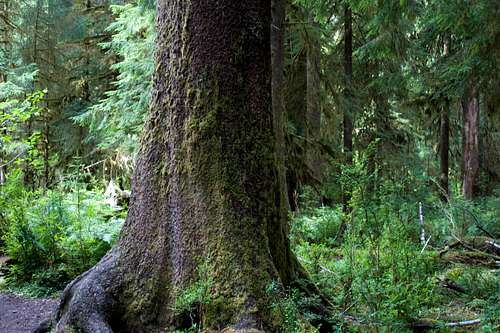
[47,1,308,332]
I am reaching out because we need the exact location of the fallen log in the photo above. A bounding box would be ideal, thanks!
[412,318,481,331]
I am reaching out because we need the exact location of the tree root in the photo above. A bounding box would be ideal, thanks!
[36,251,119,333]
[35,244,341,333]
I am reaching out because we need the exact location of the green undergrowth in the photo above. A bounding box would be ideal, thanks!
[0,171,125,297]
[290,189,499,332]
[171,258,214,332]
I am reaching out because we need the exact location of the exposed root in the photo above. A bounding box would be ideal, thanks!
[35,251,119,333]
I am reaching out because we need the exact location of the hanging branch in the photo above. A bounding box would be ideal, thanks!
[0,150,26,168]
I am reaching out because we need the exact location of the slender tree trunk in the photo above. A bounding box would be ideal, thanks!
[0,66,5,186]
[462,85,480,200]
[306,15,321,180]
[439,98,450,201]
[342,4,353,212]
[0,0,9,185]
[23,0,42,188]
[47,2,316,332]
[43,105,50,189]
[343,4,353,167]
[439,38,450,202]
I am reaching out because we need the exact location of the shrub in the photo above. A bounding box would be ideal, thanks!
[291,206,343,245]
[2,182,124,295]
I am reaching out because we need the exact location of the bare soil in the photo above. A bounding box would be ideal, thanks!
[0,293,57,333]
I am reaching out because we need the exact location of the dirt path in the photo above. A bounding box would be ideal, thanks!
[0,293,57,333]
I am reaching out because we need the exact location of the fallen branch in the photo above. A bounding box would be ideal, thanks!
[460,207,495,239]
[486,240,500,251]
[413,318,481,331]
[439,236,500,260]
[445,319,481,327]
[0,150,26,168]
[437,277,466,294]
[452,235,500,262]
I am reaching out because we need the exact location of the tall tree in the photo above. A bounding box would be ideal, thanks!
[342,2,353,211]
[439,97,450,201]
[439,38,451,201]
[462,84,480,200]
[46,1,315,332]
[343,2,353,167]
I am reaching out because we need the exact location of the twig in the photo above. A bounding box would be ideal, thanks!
[461,207,495,239]
[420,236,431,254]
[83,159,106,170]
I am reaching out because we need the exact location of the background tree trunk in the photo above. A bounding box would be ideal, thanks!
[49,1,305,332]
[342,3,353,213]
[343,4,353,167]
[439,38,451,202]
[439,98,450,201]
[462,85,480,200]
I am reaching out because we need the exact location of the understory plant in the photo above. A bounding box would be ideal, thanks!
[1,174,124,295]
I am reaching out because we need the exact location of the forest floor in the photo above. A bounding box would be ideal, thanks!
[0,256,57,333]
[0,292,56,333]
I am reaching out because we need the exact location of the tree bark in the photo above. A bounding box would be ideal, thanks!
[47,1,308,332]
[462,85,480,200]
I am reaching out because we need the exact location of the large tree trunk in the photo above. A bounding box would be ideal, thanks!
[462,85,480,200]
[47,1,309,332]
